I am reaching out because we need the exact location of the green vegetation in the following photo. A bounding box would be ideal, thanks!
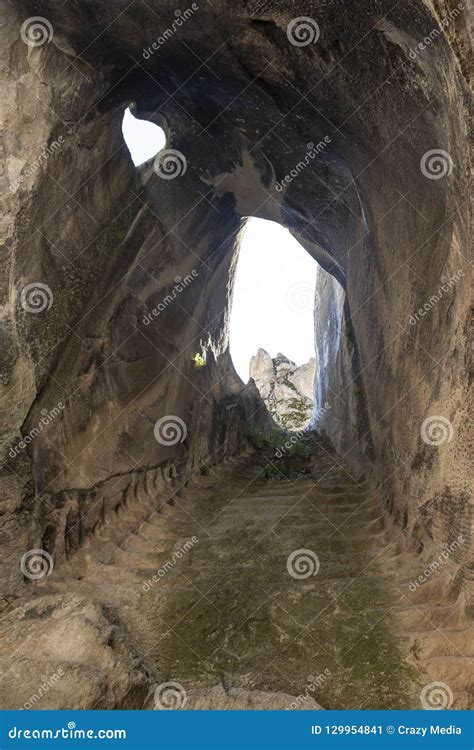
[192,352,206,369]
[262,463,282,480]
[288,439,312,459]
[279,396,312,429]
[199,464,210,476]
[267,428,287,451]
[243,425,264,449]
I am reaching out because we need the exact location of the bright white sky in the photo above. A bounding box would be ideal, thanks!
[122,108,318,382]
[229,219,317,380]
[122,107,166,164]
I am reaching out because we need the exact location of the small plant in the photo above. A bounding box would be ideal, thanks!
[199,464,210,476]
[267,428,286,452]
[192,352,206,369]
[288,439,312,459]
[262,463,282,480]
[244,425,264,449]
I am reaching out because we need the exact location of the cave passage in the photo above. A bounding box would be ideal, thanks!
[229,218,318,431]
[1,0,470,715]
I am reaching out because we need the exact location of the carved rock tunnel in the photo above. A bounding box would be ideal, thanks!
[0,0,471,710]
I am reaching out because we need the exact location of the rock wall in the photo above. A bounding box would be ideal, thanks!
[250,348,315,430]
[0,0,471,601]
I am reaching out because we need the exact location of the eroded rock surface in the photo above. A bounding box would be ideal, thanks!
[183,686,323,710]
[249,349,315,430]
[2,443,470,710]
[0,0,471,711]
[0,595,153,709]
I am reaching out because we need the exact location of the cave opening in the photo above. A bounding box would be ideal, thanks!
[1,0,470,714]
[121,106,166,165]
[229,217,319,432]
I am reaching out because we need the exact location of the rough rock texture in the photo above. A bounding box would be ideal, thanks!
[1,0,470,579]
[183,685,323,710]
[0,595,154,709]
[2,444,470,710]
[249,348,315,430]
[0,0,471,710]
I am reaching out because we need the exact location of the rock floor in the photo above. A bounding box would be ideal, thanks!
[1,443,471,709]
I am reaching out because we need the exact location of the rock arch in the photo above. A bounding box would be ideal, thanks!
[0,0,470,709]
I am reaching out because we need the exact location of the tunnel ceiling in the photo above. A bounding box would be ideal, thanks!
[13,0,469,281]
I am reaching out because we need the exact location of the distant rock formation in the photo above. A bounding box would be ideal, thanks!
[249,349,315,430]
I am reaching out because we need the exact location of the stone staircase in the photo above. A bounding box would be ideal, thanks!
[62,438,471,709]
[2,439,471,709]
